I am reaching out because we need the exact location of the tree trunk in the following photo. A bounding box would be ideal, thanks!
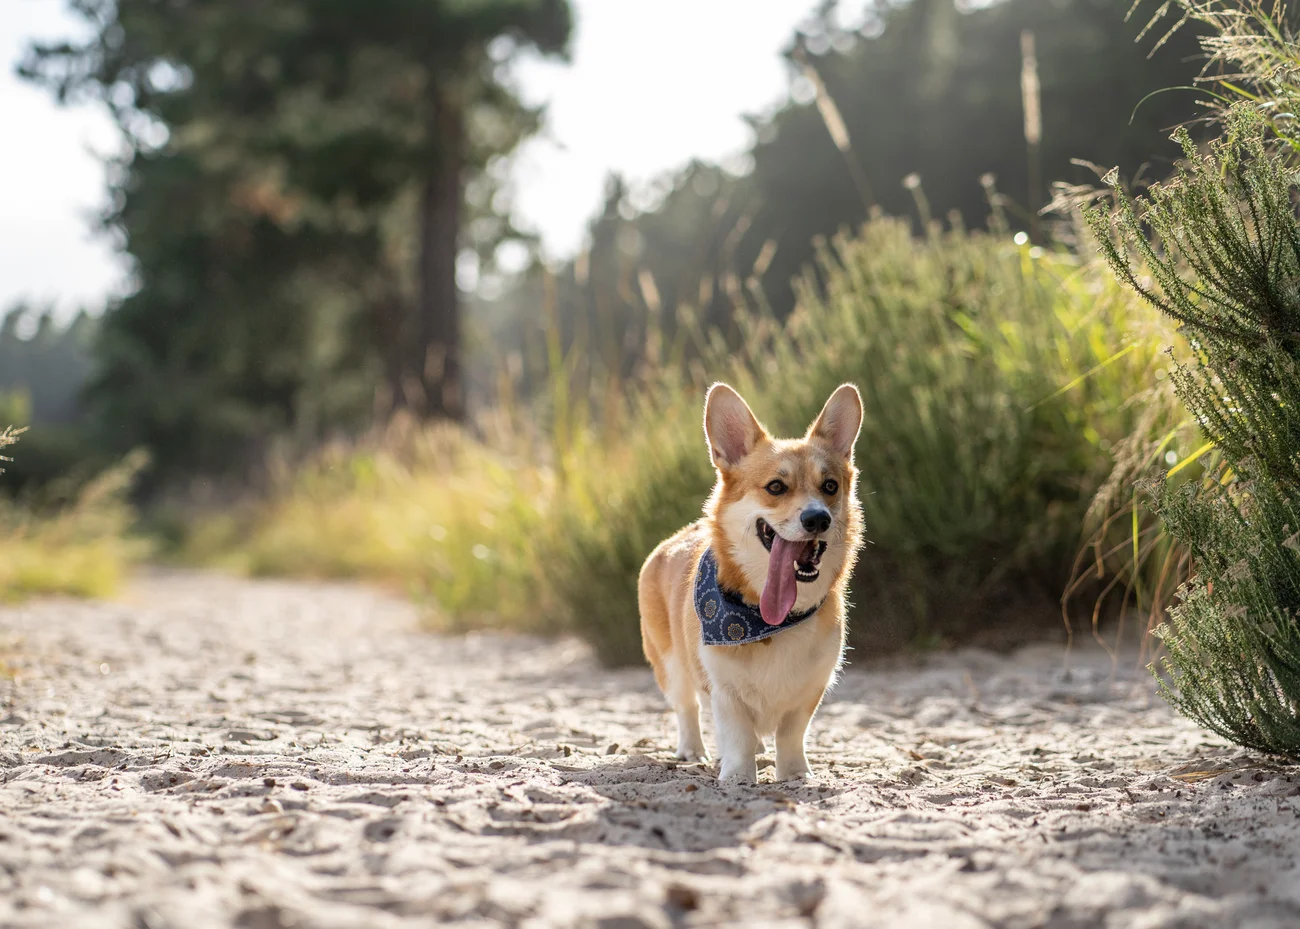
[415,83,464,421]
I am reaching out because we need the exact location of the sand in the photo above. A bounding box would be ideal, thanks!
[1,571,1298,929]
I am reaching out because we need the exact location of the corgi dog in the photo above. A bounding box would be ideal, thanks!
[638,382,863,784]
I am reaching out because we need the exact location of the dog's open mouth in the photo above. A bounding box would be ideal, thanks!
[756,518,826,584]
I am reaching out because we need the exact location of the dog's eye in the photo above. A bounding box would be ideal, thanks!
[765,480,787,496]
[822,479,839,495]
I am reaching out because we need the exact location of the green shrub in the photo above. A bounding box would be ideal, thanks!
[538,393,715,664]
[1070,0,1300,660]
[1091,108,1300,755]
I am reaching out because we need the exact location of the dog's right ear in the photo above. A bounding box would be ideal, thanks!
[704,383,767,470]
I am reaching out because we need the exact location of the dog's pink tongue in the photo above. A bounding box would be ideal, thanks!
[760,535,803,626]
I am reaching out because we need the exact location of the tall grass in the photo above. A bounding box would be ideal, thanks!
[181,418,558,631]
[0,434,147,602]
[1136,1,1300,146]
[203,214,1169,664]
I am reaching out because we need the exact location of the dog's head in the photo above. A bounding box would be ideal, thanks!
[703,383,863,626]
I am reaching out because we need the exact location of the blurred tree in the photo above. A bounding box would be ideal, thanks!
[744,0,1213,318]
[21,0,571,477]
[0,306,111,492]
[0,306,96,425]
[477,0,1211,414]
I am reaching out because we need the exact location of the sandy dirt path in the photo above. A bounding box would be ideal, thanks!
[1,572,1298,929]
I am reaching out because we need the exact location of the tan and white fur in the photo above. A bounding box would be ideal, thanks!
[638,383,864,784]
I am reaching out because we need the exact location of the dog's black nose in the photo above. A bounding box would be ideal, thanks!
[801,505,832,535]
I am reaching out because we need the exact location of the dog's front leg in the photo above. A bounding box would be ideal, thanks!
[711,690,759,785]
[775,702,818,781]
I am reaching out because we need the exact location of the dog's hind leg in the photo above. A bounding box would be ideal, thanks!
[674,700,707,763]
[665,658,707,762]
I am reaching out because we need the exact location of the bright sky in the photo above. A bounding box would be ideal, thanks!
[1,0,824,316]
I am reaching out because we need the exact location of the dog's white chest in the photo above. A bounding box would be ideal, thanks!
[700,620,842,733]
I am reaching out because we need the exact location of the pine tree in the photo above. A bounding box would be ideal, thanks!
[21,0,571,476]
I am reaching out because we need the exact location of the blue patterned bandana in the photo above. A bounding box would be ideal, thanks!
[693,548,822,646]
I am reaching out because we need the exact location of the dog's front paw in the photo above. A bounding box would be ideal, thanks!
[675,746,708,763]
[776,756,812,782]
[718,763,757,786]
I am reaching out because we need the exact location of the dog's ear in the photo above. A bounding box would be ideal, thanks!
[808,384,863,460]
[704,383,767,470]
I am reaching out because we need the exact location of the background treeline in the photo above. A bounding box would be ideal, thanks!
[19,0,573,482]
[9,0,1206,489]
[477,0,1210,404]
[0,308,105,492]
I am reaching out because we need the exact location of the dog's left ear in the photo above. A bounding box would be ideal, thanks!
[808,384,863,460]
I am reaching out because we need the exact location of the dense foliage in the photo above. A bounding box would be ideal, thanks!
[1092,106,1300,756]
